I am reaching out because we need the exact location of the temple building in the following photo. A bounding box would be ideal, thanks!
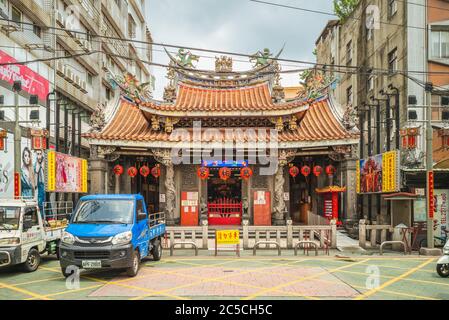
[83,49,359,227]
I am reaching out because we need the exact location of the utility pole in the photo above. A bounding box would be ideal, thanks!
[13,82,22,198]
[425,82,434,249]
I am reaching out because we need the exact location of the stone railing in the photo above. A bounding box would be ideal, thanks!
[358,220,394,249]
[165,222,209,250]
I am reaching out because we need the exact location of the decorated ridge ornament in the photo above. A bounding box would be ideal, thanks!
[313,166,323,177]
[219,167,232,181]
[301,166,311,177]
[151,165,161,179]
[113,165,124,176]
[289,165,300,178]
[140,166,150,178]
[326,165,336,176]
[127,167,138,178]
[240,167,253,181]
[197,167,210,180]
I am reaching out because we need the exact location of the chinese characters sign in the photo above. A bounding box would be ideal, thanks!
[0,50,50,102]
[216,230,240,245]
[45,151,88,193]
[357,150,401,194]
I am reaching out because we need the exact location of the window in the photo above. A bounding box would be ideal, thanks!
[388,48,398,73]
[136,200,146,221]
[11,6,22,27]
[105,87,114,100]
[128,14,136,39]
[367,72,375,92]
[87,73,93,86]
[33,23,42,38]
[23,207,39,227]
[430,31,449,59]
[346,86,353,105]
[346,40,353,66]
[388,0,397,19]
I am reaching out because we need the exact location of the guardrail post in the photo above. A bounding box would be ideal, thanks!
[202,220,208,249]
[370,221,377,247]
[330,219,337,249]
[359,219,366,249]
[243,220,249,249]
[287,220,293,249]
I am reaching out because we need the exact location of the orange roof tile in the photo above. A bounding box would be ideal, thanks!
[84,98,358,144]
[141,83,308,113]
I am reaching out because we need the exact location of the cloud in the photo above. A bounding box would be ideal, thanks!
[147,0,333,99]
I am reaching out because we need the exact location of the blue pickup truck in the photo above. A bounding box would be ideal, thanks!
[59,194,166,277]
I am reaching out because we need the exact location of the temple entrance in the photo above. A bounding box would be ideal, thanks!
[207,168,242,225]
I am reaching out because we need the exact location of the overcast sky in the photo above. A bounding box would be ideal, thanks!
[146,0,334,99]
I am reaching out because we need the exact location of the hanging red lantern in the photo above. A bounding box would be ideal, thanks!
[151,165,161,179]
[313,166,323,177]
[240,167,253,181]
[197,167,210,180]
[219,167,232,181]
[128,167,138,178]
[30,128,49,150]
[289,166,300,178]
[301,166,311,177]
[0,129,7,151]
[401,127,420,150]
[113,165,124,176]
[326,165,336,176]
[140,166,150,178]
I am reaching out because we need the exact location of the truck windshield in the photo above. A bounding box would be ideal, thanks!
[0,207,21,230]
[72,200,134,225]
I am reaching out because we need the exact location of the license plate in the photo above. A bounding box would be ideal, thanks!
[82,260,102,269]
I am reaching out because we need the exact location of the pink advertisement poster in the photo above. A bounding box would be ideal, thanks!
[55,153,83,193]
[0,50,49,102]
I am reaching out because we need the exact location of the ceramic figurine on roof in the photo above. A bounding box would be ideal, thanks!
[215,56,233,73]
[176,48,200,68]
[250,48,273,67]
[108,72,153,101]
[298,68,334,100]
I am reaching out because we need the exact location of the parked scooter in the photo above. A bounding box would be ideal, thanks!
[437,239,449,278]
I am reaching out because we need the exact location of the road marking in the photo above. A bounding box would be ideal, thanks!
[353,258,435,300]
[242,258,371,300]
[0,281,53,300]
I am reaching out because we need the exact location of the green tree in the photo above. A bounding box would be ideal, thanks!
[333,0,359,21]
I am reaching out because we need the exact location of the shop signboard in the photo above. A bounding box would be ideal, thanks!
[45,151,88,193]
[357,150,401,194]
[0,50,49,102]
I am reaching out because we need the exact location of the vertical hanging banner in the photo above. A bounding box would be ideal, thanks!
[45,150,88,193]
[428,171,435,219]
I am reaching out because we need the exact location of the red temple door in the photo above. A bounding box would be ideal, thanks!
[254,191,271,226]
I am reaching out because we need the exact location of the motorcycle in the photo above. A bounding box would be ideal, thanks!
[437,239,449,278]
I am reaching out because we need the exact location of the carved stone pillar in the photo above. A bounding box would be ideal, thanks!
[341,157,358,225]
[153,149,176,225]
[89,146,109,194]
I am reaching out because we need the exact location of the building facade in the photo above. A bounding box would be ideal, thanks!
[316,0,449,232]
[0,0,153,202]
[83,50,359,227]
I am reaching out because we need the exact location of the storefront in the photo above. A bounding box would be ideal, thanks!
[84,51,359,226]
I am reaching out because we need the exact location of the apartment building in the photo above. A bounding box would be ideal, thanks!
[0,0,153,199]
[316,0,449,227]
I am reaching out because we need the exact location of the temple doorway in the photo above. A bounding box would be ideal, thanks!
[207,168,243,225]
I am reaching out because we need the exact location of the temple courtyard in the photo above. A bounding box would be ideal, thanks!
[0,251,447,300]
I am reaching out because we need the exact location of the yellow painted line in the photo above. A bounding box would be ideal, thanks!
[354,258,435,300]
[13,276,65,287]
[0,281,53,300]
[242,258,371,300]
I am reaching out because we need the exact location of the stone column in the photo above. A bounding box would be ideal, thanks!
[273,162,287,226]
[89,146,109,195]
[341,158,358,225]
[153,149,176,225]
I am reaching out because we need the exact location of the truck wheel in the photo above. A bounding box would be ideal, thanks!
[126,250,140,277]
[152,239,163,261]
[22,249,41,273]
[437,264,449,278]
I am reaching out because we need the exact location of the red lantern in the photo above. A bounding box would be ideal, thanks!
[30,129,48,150]
[301,166,311,177]
[113,165,124,176]
[401,127,420,150]
[0,129,6,151]
[313,166,323,177]
[128,167,138,178]
[240,167,253,181]
[140,166,150,178]
[326,165,336,176]
[219,167,232,181]
[197,167,210,180]
[151,165,161,179]
[289,166,300,178]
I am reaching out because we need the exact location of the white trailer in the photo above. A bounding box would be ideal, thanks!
[0,199,72,272]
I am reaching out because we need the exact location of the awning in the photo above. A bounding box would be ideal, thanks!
[382,192,423,201]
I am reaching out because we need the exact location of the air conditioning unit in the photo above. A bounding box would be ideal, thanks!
[56,11,65,27]
[65,68,74,83]
[74,75,80,88]
[56,61,65,76]
[81,80,87,93]
[101,60,108,71]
